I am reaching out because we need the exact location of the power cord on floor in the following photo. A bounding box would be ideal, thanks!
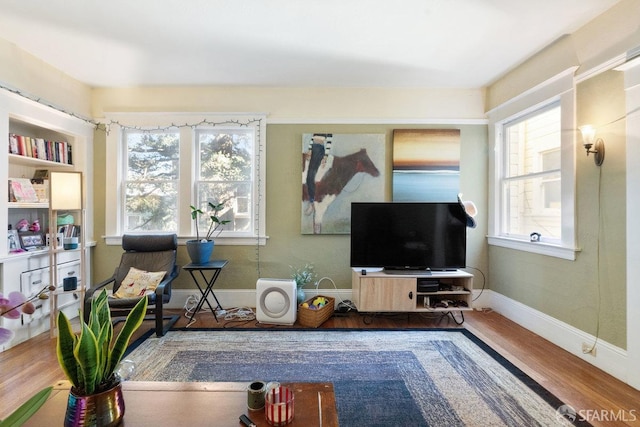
[222,307,256,322]
[183,294,202,327]
[311,276,357,312]
[184,294,200,316]
[447,310,465,325]
[185,294,257,328]
[464,266,486,302]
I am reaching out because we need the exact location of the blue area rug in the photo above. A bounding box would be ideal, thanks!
[125,329,587,426]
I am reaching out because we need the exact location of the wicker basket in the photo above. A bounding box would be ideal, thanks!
[298,295,335,328]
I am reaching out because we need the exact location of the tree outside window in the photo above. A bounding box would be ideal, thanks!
[124,130,179,232]
[196,129,254,233]
[107,113,265,244]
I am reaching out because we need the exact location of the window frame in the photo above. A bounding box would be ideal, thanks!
[487,69,578,260]
[121,128,181,233]
[104,113,266,246]
[501,101,562,243]
[193,126,257,239]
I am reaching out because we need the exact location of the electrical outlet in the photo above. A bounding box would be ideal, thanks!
[582,342,597,356]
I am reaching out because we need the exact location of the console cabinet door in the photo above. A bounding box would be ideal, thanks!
[359,277,415,311]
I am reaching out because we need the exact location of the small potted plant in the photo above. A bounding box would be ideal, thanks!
[290,263,317,304]
[187,202,231,264]
[56,289,147,426]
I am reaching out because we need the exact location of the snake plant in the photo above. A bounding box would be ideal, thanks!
[56,289,147,395]
[0,386,52,427]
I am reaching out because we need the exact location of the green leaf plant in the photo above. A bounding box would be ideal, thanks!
[0,386,52,427]
[290,263,317,289]
[190,202,231,241]
[56,289,147,396]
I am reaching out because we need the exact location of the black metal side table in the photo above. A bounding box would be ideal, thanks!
[183,260,228,323]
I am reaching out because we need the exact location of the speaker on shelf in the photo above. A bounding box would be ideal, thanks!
[256,278,297,325]
[417,278,440,293]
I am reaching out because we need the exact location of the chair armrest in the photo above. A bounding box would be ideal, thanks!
[85,276,116,300]
[155,265,179,296]
[84,275,116,322]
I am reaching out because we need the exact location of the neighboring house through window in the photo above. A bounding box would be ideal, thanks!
[502,104,561,240]
[488,70,577,260]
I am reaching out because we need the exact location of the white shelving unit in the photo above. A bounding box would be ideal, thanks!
[0,90,93,350]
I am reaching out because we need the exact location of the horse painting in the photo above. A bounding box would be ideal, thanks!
[302,148,380,234]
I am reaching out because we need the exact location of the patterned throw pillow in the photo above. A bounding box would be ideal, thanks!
[112,267,166,299]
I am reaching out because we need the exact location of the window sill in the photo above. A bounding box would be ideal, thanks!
[488,236,579,260]
[104,235,268,246]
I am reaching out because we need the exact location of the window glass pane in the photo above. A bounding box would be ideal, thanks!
[506,107,560,178]
[196,129,254,233]
[124,131,179,232]
[127,132,179,180]
[542,149,560,172]
[196,182,252,233]
[502,104,561,240]
[125,182,178,231]
[542,176,561,209]
[199,130,253,181]
[504,173,561,239]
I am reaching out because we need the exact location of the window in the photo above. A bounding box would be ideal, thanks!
[124,130,179,232]
[195,128,254,233]
[487,70,577,260]
[104,114,266,245]
[502,104,561,240]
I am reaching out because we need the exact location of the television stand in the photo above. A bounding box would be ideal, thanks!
[351,268,473,315]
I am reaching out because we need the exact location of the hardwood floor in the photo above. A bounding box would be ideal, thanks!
[1,308,639,426]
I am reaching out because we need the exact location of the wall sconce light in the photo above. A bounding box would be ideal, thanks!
[579,125,605,166]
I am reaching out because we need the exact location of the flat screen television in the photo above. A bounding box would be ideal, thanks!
[350,202,467,272]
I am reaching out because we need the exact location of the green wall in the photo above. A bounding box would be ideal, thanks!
[91,123,488,293]
[488,69,627,348]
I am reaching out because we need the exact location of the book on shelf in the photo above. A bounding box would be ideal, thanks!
[9,133,18,154]
[8,178,39,203]
[8,133,72,165]
[30,178,49,203]
[58,224,80,238]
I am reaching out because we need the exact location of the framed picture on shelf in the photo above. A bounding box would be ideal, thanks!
[7,229,21,252]
[18,231,45,250]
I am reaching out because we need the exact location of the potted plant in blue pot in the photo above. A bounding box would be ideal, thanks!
[291,263,317,304]
[187,202,230,265]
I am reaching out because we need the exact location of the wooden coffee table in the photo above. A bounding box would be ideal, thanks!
[23,381,339,426]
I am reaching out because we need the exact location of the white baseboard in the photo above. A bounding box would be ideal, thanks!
[478,289,630,385]
[167,288,354,311]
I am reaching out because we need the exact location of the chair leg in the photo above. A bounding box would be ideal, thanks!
[154,299,179,337]
[155,299,164,337]
[83,299,91,324]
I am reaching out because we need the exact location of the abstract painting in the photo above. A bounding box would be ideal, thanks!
[301,133,384,234]
[392,129,460,201]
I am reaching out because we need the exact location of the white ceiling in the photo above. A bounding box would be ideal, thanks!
[0,0,621,89]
